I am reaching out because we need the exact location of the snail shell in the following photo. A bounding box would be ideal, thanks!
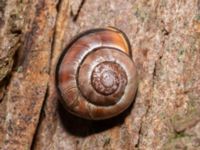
[56,27,137,120]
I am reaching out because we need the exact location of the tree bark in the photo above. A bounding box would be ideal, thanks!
[0,0,200,149]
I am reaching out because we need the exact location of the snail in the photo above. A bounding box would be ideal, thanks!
[55,27,137,120]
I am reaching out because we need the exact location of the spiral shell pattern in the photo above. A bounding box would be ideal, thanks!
[56,27,137,120]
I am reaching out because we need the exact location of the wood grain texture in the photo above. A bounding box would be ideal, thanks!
[0,0,57,149]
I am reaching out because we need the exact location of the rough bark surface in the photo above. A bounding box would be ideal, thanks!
[0,0,200,150]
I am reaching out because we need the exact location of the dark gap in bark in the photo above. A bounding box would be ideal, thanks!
[56,0,62,12]
[30,86,49,150]
[72,0,86,22]
[0,74,12,103]
[135,123,142,148]
[0,43,22,102]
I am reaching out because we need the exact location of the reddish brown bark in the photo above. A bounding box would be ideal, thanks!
[0,0,200,149]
